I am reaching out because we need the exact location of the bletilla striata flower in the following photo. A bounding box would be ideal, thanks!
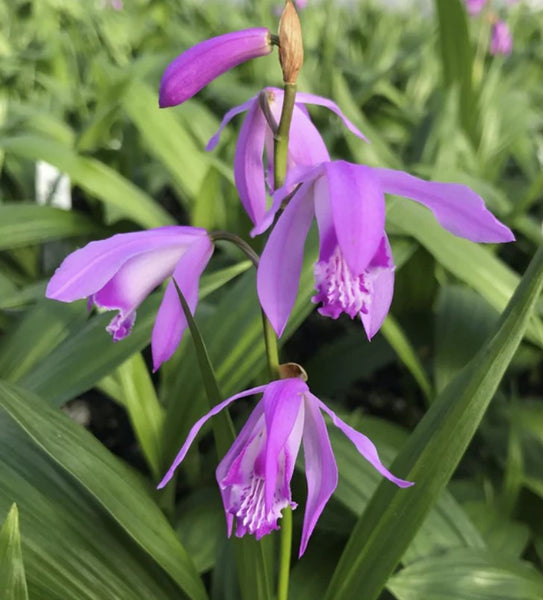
[254,161,515,338]
[206,88,366,227]
[158,377,412,556]
[46,226,213,371]
[490,20,513,55]
[159,28,273,108]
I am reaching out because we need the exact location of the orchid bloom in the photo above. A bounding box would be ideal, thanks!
[490,20,513,55]
[206,87,366,227]
[254,161,515,338]
[465,0,488,15]
[46,226,213,371]
[159,28,273,108]
[158,377,412,556]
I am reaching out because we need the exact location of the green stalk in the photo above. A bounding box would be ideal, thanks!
[272,78,298,600]
[274,83,297,190]
[277,507,293,600]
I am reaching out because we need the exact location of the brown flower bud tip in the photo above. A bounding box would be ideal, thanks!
[278,362,308,382]
[278,0,304,84]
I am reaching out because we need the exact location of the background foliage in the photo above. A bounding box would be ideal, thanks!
[0,0,542,598]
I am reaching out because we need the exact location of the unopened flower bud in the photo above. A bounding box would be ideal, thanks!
[278,0,304,84]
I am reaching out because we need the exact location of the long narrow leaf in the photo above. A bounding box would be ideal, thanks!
[0,380,208,600]
[325,244,543,600]
[0,504,29,600]
[0,204,100,250]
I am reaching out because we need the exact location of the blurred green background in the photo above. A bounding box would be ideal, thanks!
[0,1,542,599]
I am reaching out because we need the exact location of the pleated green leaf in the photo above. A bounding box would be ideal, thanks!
[388,549,543,600]
[0,300,87,384]
[0,204,100,250]
[328,416,485,565]
[0,380,207,600]
[0,504,29,600]
[324,244,543,600]
[0,136,172,228]
[115,352,165,479]
[0,418,188,600]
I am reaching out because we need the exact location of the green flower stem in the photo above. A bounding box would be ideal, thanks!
[273,79,298,600]
[262,313,280,379]
[210,231,260,268]
[274,82,297,190]
[277,506,293,600]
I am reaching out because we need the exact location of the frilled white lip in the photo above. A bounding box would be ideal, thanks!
[255,160,515,339]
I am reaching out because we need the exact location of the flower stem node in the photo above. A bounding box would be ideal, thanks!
[278,0,304,84]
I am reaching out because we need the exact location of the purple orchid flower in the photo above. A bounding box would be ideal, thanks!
[490,20,513,55]
[158,377,412,556]
[206,87,366,227]
[46,226,213,371]
[253,161,515,338]
[465,0,488,15]
[159,29,273,108]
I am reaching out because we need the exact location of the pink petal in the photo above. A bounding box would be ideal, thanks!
[159,28,272,107]
[360,235,395,339]
[299,396,338,557]
[46,227,207,302]
[257,182,316,337]
[157,384,269,489]
[206,96,256,151]
[234,97,268,226]
[263,379,306,512]
[251,163,324,237]
[288,104,330,166]
[325,161,386,274]
[216,400,266,536]
[295,92,368,142]
[93,244,188,341]
[374,168,515,243]
[314,395,413,488]
[151,236,214,371]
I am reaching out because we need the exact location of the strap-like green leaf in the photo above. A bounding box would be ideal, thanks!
[388,549,543,600]
[0,504,29,600]
[115,352,165,479]
[0,380,208,600]
[0,204,100,250]
[325,244,543,600]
